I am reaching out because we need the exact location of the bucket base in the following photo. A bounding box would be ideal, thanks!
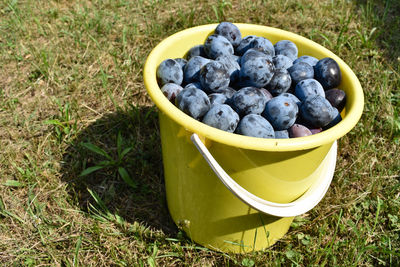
[193,213,294,253]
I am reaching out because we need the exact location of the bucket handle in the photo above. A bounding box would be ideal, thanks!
[191,133,337,217]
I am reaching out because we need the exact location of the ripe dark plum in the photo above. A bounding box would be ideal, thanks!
[157,59,183,86]
[310,128,322,135]
[288,124,312,138]
[314,57,342,89]
[275,130,289,139]
[288,62,314,85]
[294,78,325,101]
[250,37,275,56]
[300,95,335,128]
[274,40,298,61]
[265,68,292,95]
[228,87,267,117]
[161,83,183,103]
[199,61,230,93]
[176,87,211,120]
[216,55,241,83]
[204,34,234,59]
[202,104,239,132]
[215,22,242,47]
[183,56,211,84]
[239,53,275,88]
[293,55,318,67]
[272,55,293,70]
[262,95,298,130]
[236,35,257,55]
[209,93,227,106]
[186,45,207,60]
[325,88,346,112]
[236,114,275,138]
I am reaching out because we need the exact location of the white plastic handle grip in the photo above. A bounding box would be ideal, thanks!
[191,133,337,217]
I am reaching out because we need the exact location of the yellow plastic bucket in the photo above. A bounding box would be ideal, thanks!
[143,24,364,253]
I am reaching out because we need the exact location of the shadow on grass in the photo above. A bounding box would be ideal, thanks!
[60,105,178,235]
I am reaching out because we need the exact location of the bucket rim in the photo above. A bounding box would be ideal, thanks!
[143,23,364,151]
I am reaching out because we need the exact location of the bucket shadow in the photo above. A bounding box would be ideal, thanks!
[60,105,177,235]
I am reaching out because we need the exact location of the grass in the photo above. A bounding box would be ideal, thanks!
[0,0,399,265]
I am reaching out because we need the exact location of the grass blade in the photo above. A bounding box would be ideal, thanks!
[0,197,25,224]
[81,142,112,160]
[79,165,104,177]
[44,119,64,127]
[120,147,132,159]
[3,180,24,187]
[87,188,109,213]
[73,235,82,267]
[118,167,137,189]
[117,131,123,157]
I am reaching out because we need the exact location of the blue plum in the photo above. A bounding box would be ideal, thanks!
[293,55,318,67]
[208,93,228,106]
[239,52,275,88]
[300,95,335,128]
[274,40,298,61]
[199,61,230,93]
[186,45,207,60]
[217,86,237,99]
[287,62,314,85]
[240,48,272,66]
[294,78,325,101]
[216,55,241,84]
[156,58,183,86]
[228,87,267,117]
[323,107,342,130]
[274,130,289,139]
[272,54,293,70]
[183,56,211,84]
[262,95,298,130]
[280,93,301,106]
[265,68,292,95]
[259,88,273,103]
[176,87,211,120]
[215,22,242,47]
[236,35,257,56]
[202,104,239,132]
[236,114,275,138]
[250,37,275,56]
[160,83,183,103]
[204,34,234,59]
[174,58,187,71]
[314,57,342,89]
[184,82,203,91]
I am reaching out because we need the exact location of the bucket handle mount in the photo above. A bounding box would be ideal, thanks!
[191,133,337,217]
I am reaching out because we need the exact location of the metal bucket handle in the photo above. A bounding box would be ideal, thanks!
[191,133,337,217]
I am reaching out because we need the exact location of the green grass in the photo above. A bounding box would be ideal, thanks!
[0,0,399,265]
